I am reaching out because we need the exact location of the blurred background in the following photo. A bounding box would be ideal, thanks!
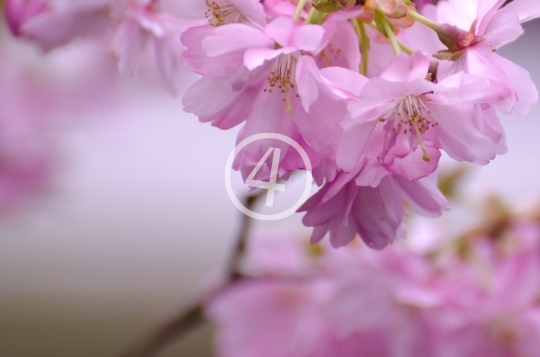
[0,12,539,357]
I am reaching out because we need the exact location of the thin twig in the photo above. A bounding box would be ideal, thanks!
[117,191,264,357]
[227,189,265,281]
[117,303,204,357]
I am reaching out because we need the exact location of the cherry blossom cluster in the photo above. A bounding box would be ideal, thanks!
[6,0,539,249]
[206,200,540,357]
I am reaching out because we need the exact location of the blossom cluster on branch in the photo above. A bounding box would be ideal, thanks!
[5,0,539,248]
[207,197,540,357]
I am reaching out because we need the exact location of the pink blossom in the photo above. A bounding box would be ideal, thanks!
[207,212,540,357]
[5,0,110,51]
[433,0,540,115]
[436,248,540,357]
[320,247,443,357]
[182,16,364,177]
[299,167,449,249]
[4,0,195,93]
[206,279,331,357]
[164,0,266,27]
[337,51,510,174]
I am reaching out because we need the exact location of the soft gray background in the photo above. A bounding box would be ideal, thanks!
[0,20,539,357]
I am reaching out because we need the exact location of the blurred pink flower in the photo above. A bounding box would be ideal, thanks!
[4,0,195,93]
[207,279,332,357]
[208,215,540,357]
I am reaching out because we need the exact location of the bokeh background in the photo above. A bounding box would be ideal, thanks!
[0,16,539,357]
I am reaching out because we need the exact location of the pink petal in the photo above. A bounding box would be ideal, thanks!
[502,0,540,22]
[230,0,266,28]
[202,23,274,57]
[497,55,539,116]
[430,104,496,164]
[336,121,378,172]
[21,6,108,52]
[476,0,505,35]
[111,18,148,77]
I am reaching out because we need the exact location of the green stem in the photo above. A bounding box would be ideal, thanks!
[294,0,308,21]
[398,40,413,55]
[364,21,413,55]
[407,9,441,32]
[375,11,401,56]
[306,7,329,24]
[351,20,370,75]
[358,21,370,75]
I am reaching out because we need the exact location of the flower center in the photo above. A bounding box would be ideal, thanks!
[205,0,244,26]
[387,95,438,162]
[263,55,300,114]
[317,43,342,67]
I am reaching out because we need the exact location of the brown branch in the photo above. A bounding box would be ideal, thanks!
[227,189,265,281]
[116,191,264,357]
[117,303,204,357]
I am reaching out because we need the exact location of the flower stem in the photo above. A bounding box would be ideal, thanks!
[306,7,329,24]
[294,0,308,21]
[359,21,370,74]
[375,11,401,56]
[365,20,413,56]
[407,9,440,32]
[352,19,370,75]
[398,40,413,55]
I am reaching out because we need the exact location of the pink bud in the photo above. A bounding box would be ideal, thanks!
[435,24,482,53]
[4,0,49,36]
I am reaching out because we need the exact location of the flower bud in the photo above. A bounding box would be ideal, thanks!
[365,0,408,19]
[435,24,482,53]
[4,0,49,36]
[312,0,356,13]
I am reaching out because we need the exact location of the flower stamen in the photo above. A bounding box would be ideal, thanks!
[265,55,299,114]
[205,0,244,26]
[393,95,436,162]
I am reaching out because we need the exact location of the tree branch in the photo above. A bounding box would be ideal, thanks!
[117,303,205,357]
[227,189,265,281]
[117,191,264,357]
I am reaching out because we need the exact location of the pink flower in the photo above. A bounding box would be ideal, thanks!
[299,167,449,249]
[336,51,509,174]
[206,279,331,357]
[5,0,195,93]
[436,249,540,357]
[320,247,443,357]
[109,1,195,93]
[5,0,110,51]
[166,0,266,27]
[182,16,364,177]
[207,210,540,357]
[433,0,540,115]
